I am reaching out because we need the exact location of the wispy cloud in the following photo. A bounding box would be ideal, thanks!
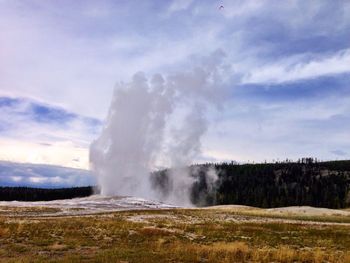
[168,0,194,13]
[0,97,101,169]
[242,49,350,84]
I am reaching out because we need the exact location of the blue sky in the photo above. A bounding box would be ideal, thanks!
[0,0,349,186]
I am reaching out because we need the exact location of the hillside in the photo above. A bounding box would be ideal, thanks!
[153,159,350,209]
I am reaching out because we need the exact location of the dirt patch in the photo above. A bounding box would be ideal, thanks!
[127,214,178,223]
[204,204,260,211]
[267,206,350,217]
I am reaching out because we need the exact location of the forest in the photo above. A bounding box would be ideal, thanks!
[0,186,94,201]
[152,159,350,209]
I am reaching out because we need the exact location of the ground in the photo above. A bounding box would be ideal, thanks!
[0,204,350,262]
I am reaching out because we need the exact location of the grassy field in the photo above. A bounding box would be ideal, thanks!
[0,207,350,262]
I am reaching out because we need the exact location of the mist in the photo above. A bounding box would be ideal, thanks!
[89,50,229,205]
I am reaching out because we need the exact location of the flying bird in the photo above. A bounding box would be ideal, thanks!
[219,5,224,10]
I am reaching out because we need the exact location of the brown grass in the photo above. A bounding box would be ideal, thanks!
[0,208,349,262]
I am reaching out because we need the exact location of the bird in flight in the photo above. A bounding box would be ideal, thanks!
[219,5,224,10]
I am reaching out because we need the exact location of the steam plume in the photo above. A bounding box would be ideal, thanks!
[90,50,228,205]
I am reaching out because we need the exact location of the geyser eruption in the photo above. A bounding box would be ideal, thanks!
[90,50,228,205]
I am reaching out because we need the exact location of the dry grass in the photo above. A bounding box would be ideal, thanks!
[162,242,350,263]
[0,208,350,262]
[0,206,61,216]
[204,207,350,224]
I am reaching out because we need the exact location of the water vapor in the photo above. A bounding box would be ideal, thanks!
[90,50,228,205]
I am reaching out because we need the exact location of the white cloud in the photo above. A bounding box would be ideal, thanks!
[11,176,22,182]
[242,49,350,84]
[221,0,264,18]
[202,94,350,163]
[0,161,94,187]
[0,97,96,168]
[168,0,194,13]
[0,139,89,169]
[29,176,48,184]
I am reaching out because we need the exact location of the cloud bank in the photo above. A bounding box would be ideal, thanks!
[0,161,94,188]
[0,97,101,169]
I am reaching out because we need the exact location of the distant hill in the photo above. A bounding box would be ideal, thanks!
[152,159,350,209]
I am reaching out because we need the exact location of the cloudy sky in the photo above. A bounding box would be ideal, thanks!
[1,0,350,186]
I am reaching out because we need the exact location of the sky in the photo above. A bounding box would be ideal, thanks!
[0,0,350,186]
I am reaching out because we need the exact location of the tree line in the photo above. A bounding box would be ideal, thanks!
[153,159,350,209]
[0,186,94,201]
